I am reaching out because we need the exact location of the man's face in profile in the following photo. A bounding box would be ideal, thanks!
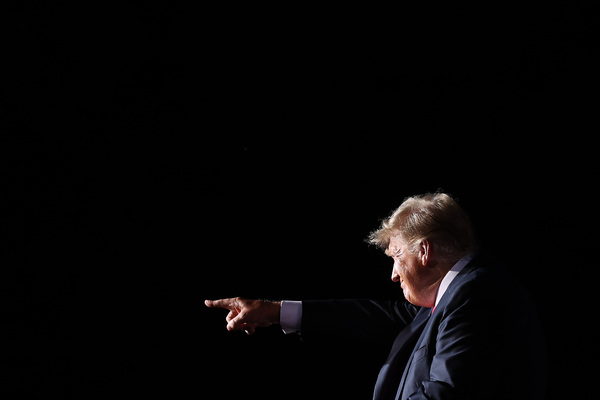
[386,234,432,307]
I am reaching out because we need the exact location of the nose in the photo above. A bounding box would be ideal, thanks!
[391,270,400,282]
[391,262,401,282]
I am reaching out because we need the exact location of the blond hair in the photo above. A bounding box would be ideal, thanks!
[368,193,478,263]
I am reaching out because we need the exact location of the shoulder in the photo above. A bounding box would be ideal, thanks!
[455,252,522,295]
[443,251,537,322]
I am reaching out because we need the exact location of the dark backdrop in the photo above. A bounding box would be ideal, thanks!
[1,2,597,399]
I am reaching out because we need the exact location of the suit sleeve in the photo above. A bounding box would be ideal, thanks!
[301,299,419,343]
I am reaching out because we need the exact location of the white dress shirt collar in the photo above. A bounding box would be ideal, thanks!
[434,253,475,307]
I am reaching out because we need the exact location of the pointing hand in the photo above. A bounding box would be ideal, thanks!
[205,297,281,335]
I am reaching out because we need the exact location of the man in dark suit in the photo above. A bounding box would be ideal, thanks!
[205,193,547,399]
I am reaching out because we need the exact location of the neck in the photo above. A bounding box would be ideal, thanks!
[420,262,453,308]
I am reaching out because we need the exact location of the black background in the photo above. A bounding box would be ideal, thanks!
[1,2,598,399]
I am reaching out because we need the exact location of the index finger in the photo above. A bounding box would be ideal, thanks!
[205,298,236,310]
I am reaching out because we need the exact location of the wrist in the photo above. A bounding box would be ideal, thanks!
[268,301,282,324]
[257,299,282,325]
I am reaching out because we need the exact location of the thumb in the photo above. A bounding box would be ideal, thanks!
[241,324,255,335]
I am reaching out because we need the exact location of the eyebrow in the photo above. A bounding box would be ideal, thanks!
[385,246,399,257]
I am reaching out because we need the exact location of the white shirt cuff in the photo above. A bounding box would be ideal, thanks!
[280,300,302,334]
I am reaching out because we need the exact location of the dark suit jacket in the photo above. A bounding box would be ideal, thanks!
[302,252,547,400]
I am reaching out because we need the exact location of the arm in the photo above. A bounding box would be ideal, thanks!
[300,299,419,343]
[205,297,419,341]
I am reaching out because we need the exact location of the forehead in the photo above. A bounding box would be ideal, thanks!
[385,234,406,256]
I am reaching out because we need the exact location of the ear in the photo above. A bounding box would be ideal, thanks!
[419,239,432,267]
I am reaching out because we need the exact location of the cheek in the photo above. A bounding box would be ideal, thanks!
[402,265,419,285]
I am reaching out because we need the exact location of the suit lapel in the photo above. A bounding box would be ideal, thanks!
[395,307,432,399]
[395,256,483,399]
[433,255,481,315]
